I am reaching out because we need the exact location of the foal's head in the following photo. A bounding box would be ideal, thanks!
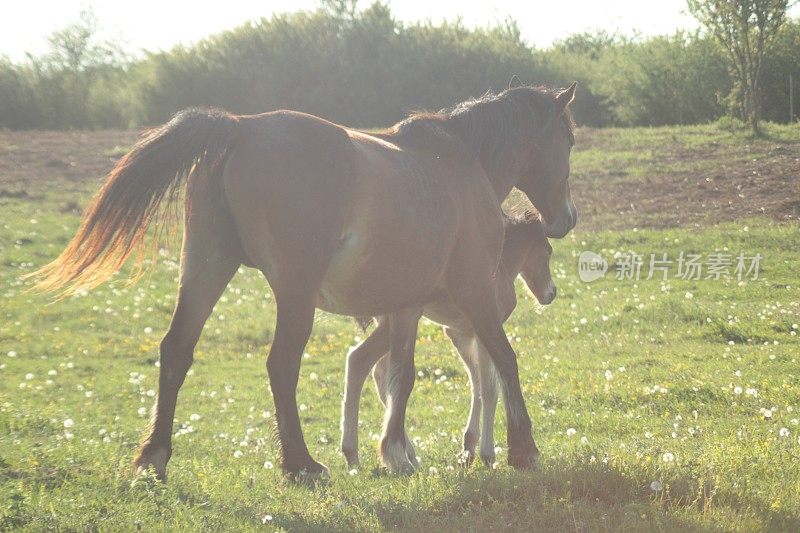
[518,218,557,305]
[512,83,578,239]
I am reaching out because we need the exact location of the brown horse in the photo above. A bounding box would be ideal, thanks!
[30,83,577,480]
[340,214,556,469]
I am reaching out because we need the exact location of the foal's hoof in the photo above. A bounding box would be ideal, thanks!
[341,447,360,468]
[133,446,170,481]
[508,447,540,470]
[404,436,419,469]
[380,438,418,474]
[457,449,475,468]
[480,452,497,468]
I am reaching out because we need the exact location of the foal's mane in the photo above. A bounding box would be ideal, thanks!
[383,86,575,176]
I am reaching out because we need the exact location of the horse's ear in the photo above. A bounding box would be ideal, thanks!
[555,82,577,113]
[508,74,523,89]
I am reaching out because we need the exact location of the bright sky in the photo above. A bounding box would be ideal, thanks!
[2,0,704,61]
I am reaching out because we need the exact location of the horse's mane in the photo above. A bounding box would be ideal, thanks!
[382,86,575,177]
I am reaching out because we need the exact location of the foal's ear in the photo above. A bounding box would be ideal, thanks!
[508,74,524,89]
[555,82,577,113]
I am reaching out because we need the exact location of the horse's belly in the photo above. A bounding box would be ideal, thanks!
[316,229,448,316]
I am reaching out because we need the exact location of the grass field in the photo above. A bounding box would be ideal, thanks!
[1,123,799,531]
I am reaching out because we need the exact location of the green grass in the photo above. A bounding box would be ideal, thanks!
[2,127,800,530]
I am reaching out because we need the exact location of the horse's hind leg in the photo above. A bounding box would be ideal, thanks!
[378,308,422,473]
[267,287,325,480]
[340,321,390,467]
[372,353,419,468]
[134,210,239,480]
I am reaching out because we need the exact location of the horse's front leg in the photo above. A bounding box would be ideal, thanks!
[451,283,539,470]
[378,307,423,473]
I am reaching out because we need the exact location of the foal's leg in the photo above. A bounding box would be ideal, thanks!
[379,308,422,473]
[452,286,539,469]
[445,327,482,465]
[475,342,500,466]
[134,218,239,480]
[340,321,390,467]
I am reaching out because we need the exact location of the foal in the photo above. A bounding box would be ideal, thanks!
[341,215,556,468]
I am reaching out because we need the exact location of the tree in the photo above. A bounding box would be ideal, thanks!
[29,8,125,128]
[687,0,792,132]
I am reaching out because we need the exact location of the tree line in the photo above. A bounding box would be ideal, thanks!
[1,2,798,130]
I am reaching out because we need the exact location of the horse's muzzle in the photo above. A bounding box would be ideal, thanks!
[544,208,577,239]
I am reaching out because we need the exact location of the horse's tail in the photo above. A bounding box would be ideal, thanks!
[28,107,240,296]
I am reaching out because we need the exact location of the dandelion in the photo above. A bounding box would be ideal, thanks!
[566,428,577,436]
[262,515,273,524]
[144,327,153,334]
[604,369,613,381]
[48,369,57,376]
[233,450,244,458]
[189,413,201,421]
[25,373,34,380]
[264,461,274,469]
[7,351,17,357]
[779,427,790,437]
[734,386,743,395]
[137,407,147,416]
[63,418,74,428]
[662,452,675,462]
[650,480,663,491]
[763,409,773,419]
[348,468,358,476]
[685,292,693,299]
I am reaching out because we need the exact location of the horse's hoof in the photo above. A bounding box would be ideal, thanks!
[380,438,417,474]
[287,461,330,486]
[508,447,539,470]
[133,446,170,481]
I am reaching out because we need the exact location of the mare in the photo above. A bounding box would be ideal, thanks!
[30,83,578,480]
